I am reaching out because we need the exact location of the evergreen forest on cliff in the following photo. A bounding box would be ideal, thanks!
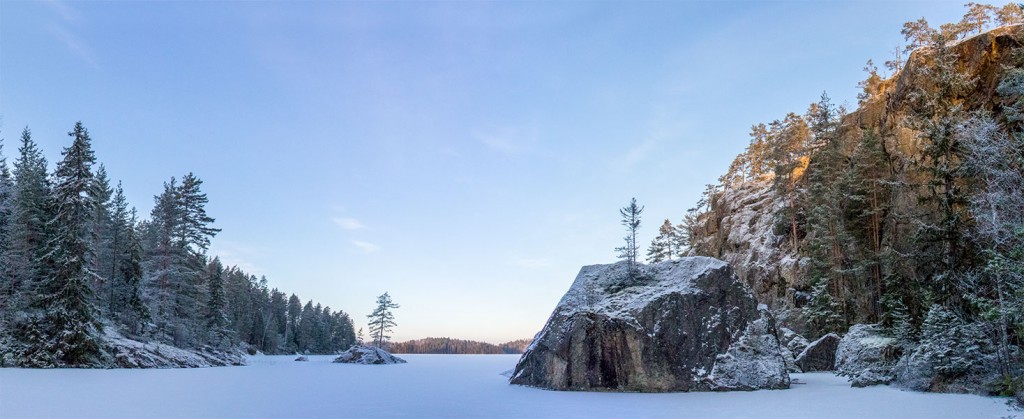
[640,3,1024,399]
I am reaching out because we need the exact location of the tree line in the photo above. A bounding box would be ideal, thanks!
[389,337,531,355]
[0,124,355,367]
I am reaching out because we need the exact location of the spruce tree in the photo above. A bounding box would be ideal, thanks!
[205,257,229,347]
[0,137,15,309]
[367,292,399,348]
[32,122,105,367]
[90,165,114,311]
[119,208,148,335]
[9,128,52,310]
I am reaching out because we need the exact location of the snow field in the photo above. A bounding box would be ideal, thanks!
[0,354,1018,418]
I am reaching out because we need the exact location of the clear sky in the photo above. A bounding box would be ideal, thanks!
[1,0,970,343]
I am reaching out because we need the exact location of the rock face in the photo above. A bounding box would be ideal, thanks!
[509,257,789,392]
[778,327,810,373]
[834,324,899,387]
[333,345,407,365]
[795,333,840,372]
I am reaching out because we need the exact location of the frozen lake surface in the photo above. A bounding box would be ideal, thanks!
[1,354,1018,418]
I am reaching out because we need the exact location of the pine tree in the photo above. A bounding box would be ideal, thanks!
[0,137,15,310]
[32,122,106,367]
[8,128,52,311]
[286,293,302,352]
[143,179,183,344]
[90,165,114,311]
[996,3,1024,26]
[906,31,977,307]
[367,292,399,348]
[205,257,229,347]
[119,208,148,335]
[646,219,677,263]
[615,197,644,280]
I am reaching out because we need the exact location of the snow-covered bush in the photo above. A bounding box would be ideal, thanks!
[893,305,999,393]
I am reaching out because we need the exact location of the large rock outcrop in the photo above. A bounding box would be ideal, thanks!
[509,257,789,392]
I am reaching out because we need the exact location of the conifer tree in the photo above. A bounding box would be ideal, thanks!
[615,197,644,280]
[906,31,977,307]
[32,122,105,366]
[646,219,677,263]
[0,138,14,309]
[205,257,229,347]
[367,292,399,348]
[90,165,114,309]
[119,208,148,335]
[8,128,52,310]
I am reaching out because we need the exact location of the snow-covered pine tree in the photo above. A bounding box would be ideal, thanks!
[367,292,399,348]
[8,128,52,312]
[89,165,114,312]
[143,179,184,345]
[916,304,993,378]
[0,137,15,311]
[285,293,302,352]
[905,29,977,308]
[205,257,230,348]
[119,207,149,336]
[801,94,851,334]
[31,122,106,367]
[615,197,643,280]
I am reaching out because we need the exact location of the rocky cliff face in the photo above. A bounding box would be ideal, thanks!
[688,25,1024,333]
[509,257,789,392]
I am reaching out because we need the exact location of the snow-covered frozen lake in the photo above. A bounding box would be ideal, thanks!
[1,354,1018,418]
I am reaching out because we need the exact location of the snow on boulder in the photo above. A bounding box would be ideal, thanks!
[333,345,407,365]
[294,356,309,362]
[777,328,809,373]
[106,329,245,368]
[509,257,789,392]
[834,324,899,387]
[795,333,840,372]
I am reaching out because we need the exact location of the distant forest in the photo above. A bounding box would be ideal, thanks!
[390,337,531,354]
[0,124,355,367]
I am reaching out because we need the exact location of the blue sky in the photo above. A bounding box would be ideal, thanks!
[1,0,969,342]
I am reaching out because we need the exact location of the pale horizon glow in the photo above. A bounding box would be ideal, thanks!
[0,1,969,343]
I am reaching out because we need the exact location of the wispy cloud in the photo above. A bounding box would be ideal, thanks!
[43,1,99,69]
[352,240,381,253]
[49,25,99,69]
[333,217,366,230]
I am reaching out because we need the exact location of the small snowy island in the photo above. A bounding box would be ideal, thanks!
[333,345,407,365]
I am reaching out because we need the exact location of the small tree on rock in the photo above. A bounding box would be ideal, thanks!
[615,197,644,281]
[367,292,399,348]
